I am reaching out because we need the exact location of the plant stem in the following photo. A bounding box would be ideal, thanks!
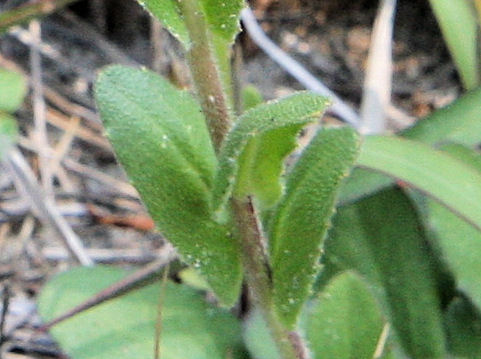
[177,0,231,152]
[177,2,300,358]
[231,198,298,359]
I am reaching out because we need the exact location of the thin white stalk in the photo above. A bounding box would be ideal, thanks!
[359,0,397,134]
[240,7,360,127]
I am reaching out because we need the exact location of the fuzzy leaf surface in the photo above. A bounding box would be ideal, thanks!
[358,135,481,231]
[213,92,330,214]
[0,113,17,160]
[0,67,26,113]
[324,188,446,358]
[95,65,242,305]
[269,127,360,327]
[137,0,189,46]
[38,266,244,359]
[200,0,244,43]
[305,272,384,359]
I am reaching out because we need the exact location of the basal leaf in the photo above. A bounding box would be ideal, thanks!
[137,0,190,46]
[200,0,244,44]
[213,92,330,214]
[324,188,446,358]
[357,135,481,231]
[0,67,27,113]
[0,113,18,160]
[428,0,479,90]
[305,272,384,359]
[95,65,242,306]
[269,127,360,327]
[38,266,244,359]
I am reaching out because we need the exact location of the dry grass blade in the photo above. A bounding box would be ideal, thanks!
[29,20,53,195]
[5,149,93,266]
[359,0,397,134]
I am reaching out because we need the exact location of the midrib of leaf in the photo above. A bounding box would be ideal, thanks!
[109,77,214,194]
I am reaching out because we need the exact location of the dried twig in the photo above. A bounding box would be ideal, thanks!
[240,7,360,127]
[359,0,397,134]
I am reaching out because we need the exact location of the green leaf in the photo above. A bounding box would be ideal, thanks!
[200,0,244,43]
[244,272,384,359]
[339,87,481,206]
[236,125,305,210]
[137,0,190,46]
[428,0,479,90]
[324,188,446,358]
[426,144,481,310]
[443,295,481,358]
[357,135,481,231]
[243,310,280,359]
[213,92,330,214]
[402,87,481,147]
[95,65,242,306]
[305,272,384,359]
[0,67,27,113]
[242,85,264,111]
[38,266,244,359]
[0,113,18,160]
[269,127,360,327]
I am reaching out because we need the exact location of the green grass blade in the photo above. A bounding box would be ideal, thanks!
[339,87,481,206]
[95,65,242,306]
[357,135,481,231]
[213,92,330,214]
[269,127,360,327]
[402,86,481,147]
[426,144,481,311]
[428,0,479,90]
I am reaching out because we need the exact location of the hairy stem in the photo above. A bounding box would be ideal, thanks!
[232,198,298,359]
[177,1,300,358]
[177,0,231,152]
